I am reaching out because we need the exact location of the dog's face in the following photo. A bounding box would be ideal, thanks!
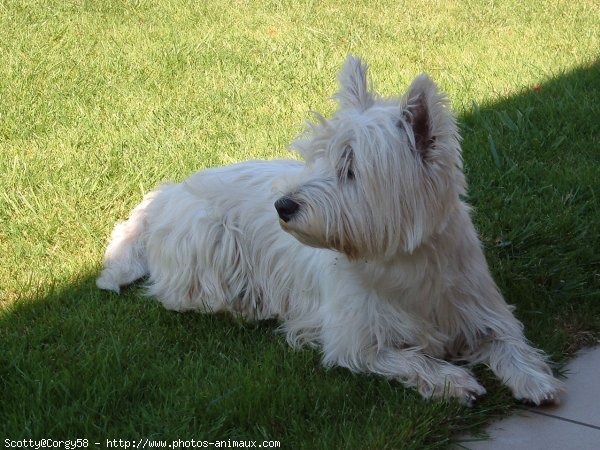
[276,56,466,260]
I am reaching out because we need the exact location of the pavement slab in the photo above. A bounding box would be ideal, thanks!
[455,346,600,450]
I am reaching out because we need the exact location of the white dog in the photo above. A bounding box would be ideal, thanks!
[97,56,563,405]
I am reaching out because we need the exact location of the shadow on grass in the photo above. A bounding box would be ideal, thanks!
[1,60,598,448]
[460,59,600,357]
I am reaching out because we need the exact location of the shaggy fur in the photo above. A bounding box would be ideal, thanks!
[97,56,563,405]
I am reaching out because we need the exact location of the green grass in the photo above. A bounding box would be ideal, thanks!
[1,0,599,448]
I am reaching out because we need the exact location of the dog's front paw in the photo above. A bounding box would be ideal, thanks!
[447,378,487,407]
[512,373,565,406]
[460,387,487,407]
[421,367,487,406]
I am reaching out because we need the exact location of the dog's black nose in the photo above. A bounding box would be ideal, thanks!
[275,197,300,223]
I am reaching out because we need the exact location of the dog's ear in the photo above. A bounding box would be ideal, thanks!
[334,55,375,111]
[402,74,458,160]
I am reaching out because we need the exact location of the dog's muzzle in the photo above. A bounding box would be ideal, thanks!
[274,196,300,223]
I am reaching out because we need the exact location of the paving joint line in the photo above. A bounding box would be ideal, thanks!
[527,409,600,431]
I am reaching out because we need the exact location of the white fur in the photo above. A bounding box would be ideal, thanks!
[97,56,563,405]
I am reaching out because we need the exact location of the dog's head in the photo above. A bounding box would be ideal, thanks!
[275,55,466,260]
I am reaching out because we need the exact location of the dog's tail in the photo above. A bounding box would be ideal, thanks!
[96,189,159,293]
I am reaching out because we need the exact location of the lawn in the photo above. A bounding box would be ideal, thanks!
[1,0,599,448]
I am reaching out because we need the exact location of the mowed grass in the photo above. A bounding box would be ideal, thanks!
[1,0,599,448]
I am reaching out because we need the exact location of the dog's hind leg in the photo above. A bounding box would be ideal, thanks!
[96,190,159,293]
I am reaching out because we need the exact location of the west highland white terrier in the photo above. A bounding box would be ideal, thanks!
[97,56,563,405]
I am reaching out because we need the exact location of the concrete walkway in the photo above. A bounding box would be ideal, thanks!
[455,346,600,450]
